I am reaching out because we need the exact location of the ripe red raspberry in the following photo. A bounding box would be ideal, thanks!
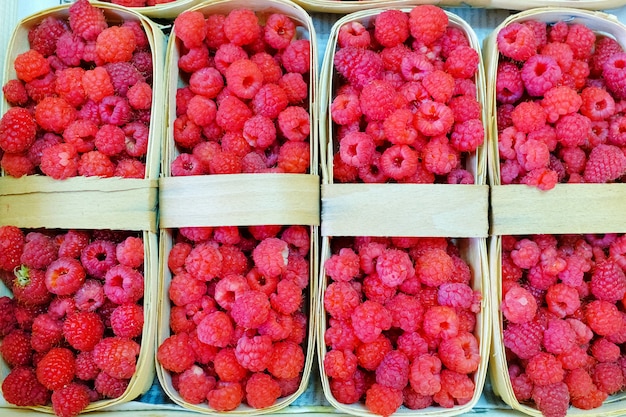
[127,81,152,110]
[116,236,143,268]
[105,62,144,97]
[214,273,249,310]
[28,16,69,57]
[2,366,50,407]
[35,96,78,134]
[184,241,222,281]
[93,336,140,379]
[213,347,247,382]
[94,371,130,399]
[450,118,484,153]
[174,11,206,49]
[532,382,569,417]
[1,329,33,367]
[375,350,409,390]
[223,8,260,47]
[81,240,116,275]
[444,45,479,79]
[245,372,282,409]
[497,22,537,61]
[337,21,371,48]
[571,387,608,410]
[2,79,29,107]
[592,362,624,394]
[207,381,244,411]
[415,248,455,287]
[51,382,91,417]
[278,105,311,142]
[583,144,626,183]
[267,340,305,380]
[279,72,308,104]
[0,225,24,272]
[74,279,105,312]
[521,54,562,97]
[55,67,87,108]
[264,13,296,50]
[526,351,565,387]
[591,337,621,363]
[351,300,392,343]
[13,265,51,305]
[235,334,272,372]
[555,113,591,147]
[157,332,196,373]
[45,257,86,295]
[225,59,263,100]
[334,46,383,89]
[252,237,289,278]
[14,49,51,83]
[360,80,400,122]
[385,293,423,333]
[338,131,376,169]
[365,383,403,417]
[216,95,253,132]
[0,107,37,154]
[324,349,358,381]
[374,10,409,48]
[63,311,105,351]
[281,39,310,75]
[196,310,233,347]
[590,35,623,76]
[104,264,144,304]
[109,303,144,339]
[408,5,448,46]
[542,318,577,355]
[324,281,361,320]
[68,0,107,41]
[231,290,270,329]
[30,312,64,352]
[177,365,215,404]
[416,101,455,138]
[590,259,626,302]
[270,279,302,315]
[503,320,543,360]
[423,69,455,103]
[250,53,282,85]
[78,151,115,177]
[36,347,76,391]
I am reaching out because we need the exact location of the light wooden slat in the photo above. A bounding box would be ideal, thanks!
[321,184,489,237]
[491,183,626,235]
[159,173,321,228]
[0,176,158,231]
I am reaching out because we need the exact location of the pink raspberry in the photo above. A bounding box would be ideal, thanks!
[325,248,360,282]
[196,311,233,347]
[566,23,595,60]
[104,264,144,304]
[281,39,310,74]
[444,45,479,79]
[450,118,484,153]
[583,144,626,183]
[542,319,576,355]
[375,248,414,287]
[351,300,392,343]
[500,283,539,323]
[511,101,546,134]
[245,372,281,409]
[216,96,252,132]
[496,62,524,105]
[235,334,272,372]
[110,303,144,339]
[408,5,448,46]
[231,290,270,329]
[337,21,371,48]
[532,382,569,417]
[385,293,423,333]
[590,35,623,76]
[174,11,206,49]
[545,283,580,317]
[375,350,409,390]
[68,0,107,42]
[279,72,308,104]
[521,54,562,97]
[416,248,454,287]
[374,10,409,48]
[497,22,537,61]
[438,331,480,374]
[334,46,383,89]
[592,362,624,394]
[591,337,621,363]
[324,282,360,319]
[409,353,442,396]
[416,100,455,137]
[503,320,543,359]
[252,237,288,278]
[223,8,260,47]
[270,279,302,315]
[267,340,304,379]
[264,13,296,50]
[225,59,263,100]
[526,352,564,386]
[422,305,459,341]
[590,259,626,302]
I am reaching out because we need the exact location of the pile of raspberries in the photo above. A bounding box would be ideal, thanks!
[0,0,154,179]
[331,5,484,185]
[0,226,147,417]
[170,7,312,176]
[322,236,482,416]
[496,18,626,189]
[156,225,310,411]
[501,233,626,417]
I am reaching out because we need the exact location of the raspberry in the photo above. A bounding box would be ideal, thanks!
[590,36,623,77]
[338,131,375,169]
[2,366,50,407]
[279,72,308,105]
[590,259,626,302]
[334,46,383,89]
[564,367,594,399]
[353,334,391,371]
[373,248,413,287]
[68,0,107,41]
[3,79,29,107]
[264,13,296,50]
[231,290,270,329]
[127,81,152,110]
[45,257,86,295]
[207,381,244,411]
[379,144,418,180]
[195,310,232,347]
[243,372,281,409]
[78,151,115,177]
[213,347,247,382]
[30,312,63,352]
[79,239,116,279]
[243,115,277,149]
[215,95,252,133]
[532,382,569,417]
[105,62,144,97]
[0,226,24,272]
[63,310,105,351]
[510,101,546,134]
[603,52,626,100]
[185,241,223,281]
[565,23,595,60]
[110,303,144,339]
[50,382,91,417]
[56,32,86,67]
[375,350,409,390]
[542,318,577,355]
[277,106,311,143]
[374,10,409,48]
[174,11,206,49]
[324,282,361,320]
[324,318,360,351]
[351,300,392,343]
[36,347,76,391]
[1,329,33,367]
[29,16,69,57]
[157,332,196,373]
[19,233,56,271]
[583,143,626,183]
[337,21,371,49]
[224,59,263,100]
[592,362,624,394]
[416,100,455,137]
[235,334,272,372]
[503,320,543,359]
[115,236,143,269]
[0,107,37,155]
[267,340,304,380]
[556,113,591,148]
[496,62,524,105]
[324,348,358,381]
[385,293,423,333]
[223,9,260,47]
[571,387,608,410]
[544,283,580,317]
[103,265,143,305]
[437,282,475,312]
[93,336,140,379]
[521,54,562,97]
[415,248,454,287]
[14,49,50,83]
[411,353,443,397]
[94,371,130,399]
[365,383,403,416]
[526,351,565,387]
[177,365,215,404]
[408,5,448,46]
[270,279,302,315]
[497,22,537,61]
[99,95,132,126]
[96,26,137,63]
[591,337,621,363]
[54,67,87,108]
[331,93,361,126]
[449,118,484,153]
[437,331,480,374]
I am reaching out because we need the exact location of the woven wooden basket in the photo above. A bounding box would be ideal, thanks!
[155,0,320,413]
[319,8,489,239]
[486,9,626,415]
[0,220,158,413]
[0,2,166,181]
[485,8,626,237]
[318,235,490,417]
[291,0,626,14]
